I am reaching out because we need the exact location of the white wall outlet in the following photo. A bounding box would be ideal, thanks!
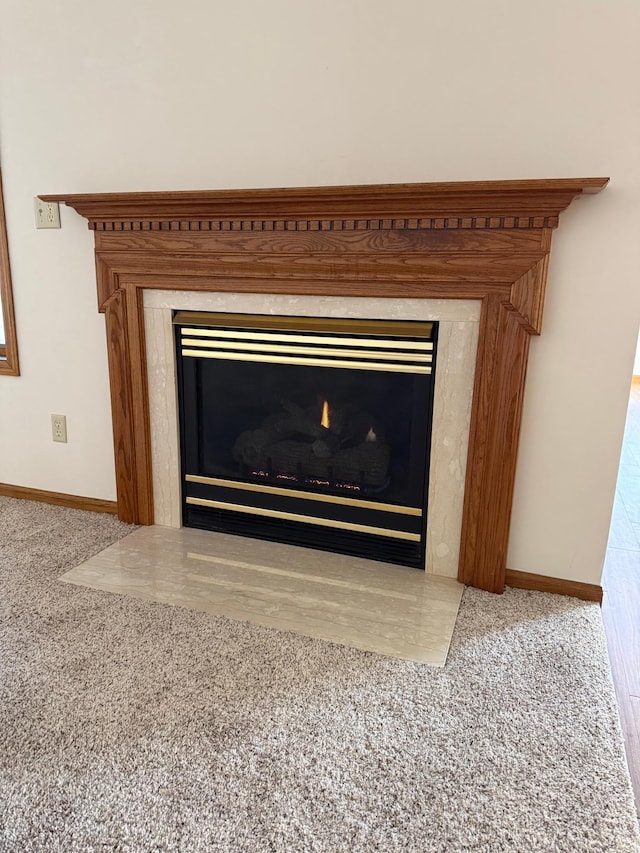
[51,414,67,443]
[34,197,61,229]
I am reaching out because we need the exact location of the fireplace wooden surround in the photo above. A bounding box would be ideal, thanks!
[43,178,608,594]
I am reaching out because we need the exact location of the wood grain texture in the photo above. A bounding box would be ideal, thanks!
[89,216,562,232]
[0,168,19,376]
[459,295,531,591]
[603,550,640,692]
[0,483,117,514]
[51,178,609,594]
[41,177,609,230]
[626,697,640,816]
[508,257,549,335]
[95,249,547,286]
[125,284,154,526]
[107,273,511,308]
[94,228,546,254]
[505,568,603,603]
[602,551,640,814]
[103,288,153,525]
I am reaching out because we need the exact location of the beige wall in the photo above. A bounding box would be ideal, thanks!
[1,0,639,585]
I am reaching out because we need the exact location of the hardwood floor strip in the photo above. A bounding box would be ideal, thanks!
[505,568,603,603]
[602,382,640,816]
[627,697,640,816]
[0,483,117,514]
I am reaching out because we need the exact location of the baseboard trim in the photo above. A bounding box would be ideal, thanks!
[505,568,603,603]
[0,483,117,515]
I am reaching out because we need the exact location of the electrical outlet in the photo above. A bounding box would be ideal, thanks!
[51,414,67,443]
[34,197,61,229]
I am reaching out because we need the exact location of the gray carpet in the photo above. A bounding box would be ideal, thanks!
[0,497,638,853]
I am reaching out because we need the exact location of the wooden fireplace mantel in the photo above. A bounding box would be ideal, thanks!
[43,178,608,593]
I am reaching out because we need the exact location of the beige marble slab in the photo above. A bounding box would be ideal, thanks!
[59,526,464,666]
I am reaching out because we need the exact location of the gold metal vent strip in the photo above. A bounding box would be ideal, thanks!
[180,328,433,352]
[185,474,423,516]
[174,311,433,340]
[186,497,422,542]
[181,349,432,374]
[181,338,433,363]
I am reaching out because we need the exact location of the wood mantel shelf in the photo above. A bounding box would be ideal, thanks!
[46,178,609,594]
[42,178,608,230]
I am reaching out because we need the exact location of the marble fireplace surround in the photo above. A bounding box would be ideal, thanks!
[44,178,608,593]
[144,291,479,580]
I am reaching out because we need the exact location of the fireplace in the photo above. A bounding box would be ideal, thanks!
[42,178,609,593]
[175,311,437,567]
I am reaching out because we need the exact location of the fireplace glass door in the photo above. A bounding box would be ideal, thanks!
[174,312,438,569]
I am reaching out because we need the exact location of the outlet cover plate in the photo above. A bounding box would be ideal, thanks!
[35,198,61,229]
[51,414,67,443]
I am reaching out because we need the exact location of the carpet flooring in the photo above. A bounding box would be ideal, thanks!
[0,497,639,852]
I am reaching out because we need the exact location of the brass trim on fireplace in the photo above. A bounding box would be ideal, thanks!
[185,474,423,516]
[186,496,422,541]
[181,349,432,374]
[178,313,434,373]
[181,338,433,363]
[180,327,434,351]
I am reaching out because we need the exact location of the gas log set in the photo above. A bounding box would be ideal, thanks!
[232,398,390,491]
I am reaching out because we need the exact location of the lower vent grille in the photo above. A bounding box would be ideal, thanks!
[185,505,424,569]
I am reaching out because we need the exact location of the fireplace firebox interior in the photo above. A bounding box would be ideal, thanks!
[175,312,438,568]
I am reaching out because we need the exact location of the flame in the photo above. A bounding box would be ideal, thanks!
[321,400,330,430]
[365,427,377,443]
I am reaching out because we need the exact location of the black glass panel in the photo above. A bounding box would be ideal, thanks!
[189,359,430,507]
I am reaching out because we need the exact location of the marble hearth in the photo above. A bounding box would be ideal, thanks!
[60,525,464,665]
